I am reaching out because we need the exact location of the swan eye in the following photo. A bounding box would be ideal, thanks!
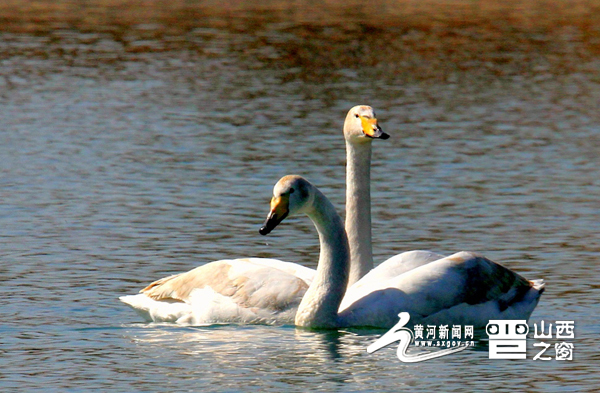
[355,114,359,118]
[289,188,295,194]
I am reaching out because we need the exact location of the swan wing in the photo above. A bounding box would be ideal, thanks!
[339,251,544,328]
[120,258,313,325]
[339,250,444,311]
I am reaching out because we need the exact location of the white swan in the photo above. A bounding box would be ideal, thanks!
[340,105,544,319]
[119,106,389,324]
[261,175,544,328]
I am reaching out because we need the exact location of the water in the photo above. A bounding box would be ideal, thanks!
[1,1,599,391]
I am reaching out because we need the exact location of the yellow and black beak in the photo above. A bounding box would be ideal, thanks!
[360,116,389,140]
[259,195,290,235]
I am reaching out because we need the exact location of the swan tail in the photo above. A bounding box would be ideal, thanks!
[119,294,191,323]
[530,279,546,294]
[497,278,545,322]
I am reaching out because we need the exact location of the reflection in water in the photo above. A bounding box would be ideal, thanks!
[122,324,435,390]
[1,1,599,392]
[128,325,350,362]
[124,325,353,389]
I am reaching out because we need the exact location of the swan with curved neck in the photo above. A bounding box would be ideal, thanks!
[259,175,350,327]
[121,169,543,328]
[261,175,544,329]
[260,175,541,328]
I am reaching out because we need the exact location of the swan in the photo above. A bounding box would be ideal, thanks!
[340,105,544,317]
[260,175,544,328]
[119,106,389,324]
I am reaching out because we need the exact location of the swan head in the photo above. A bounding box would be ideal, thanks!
[259,175,314,236]
[343,105,389,143]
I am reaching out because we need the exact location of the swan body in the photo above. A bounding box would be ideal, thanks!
[120,257,314,325]
[339,251,545,328]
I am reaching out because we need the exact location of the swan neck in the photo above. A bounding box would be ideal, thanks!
[345,140,373,286]
[295,188,349,328]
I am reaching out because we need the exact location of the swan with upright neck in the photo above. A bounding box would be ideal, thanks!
[343,105,445,287]
[339,105,544,321]
[343,105,388,285]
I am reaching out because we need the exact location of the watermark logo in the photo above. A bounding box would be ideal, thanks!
[486,319,529,359]
[531,320,574,361]
[368,314,575,362]
[486,319,574,360]
[367,313,471,363]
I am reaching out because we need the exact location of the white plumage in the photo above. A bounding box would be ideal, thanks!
[120,258,313,325]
